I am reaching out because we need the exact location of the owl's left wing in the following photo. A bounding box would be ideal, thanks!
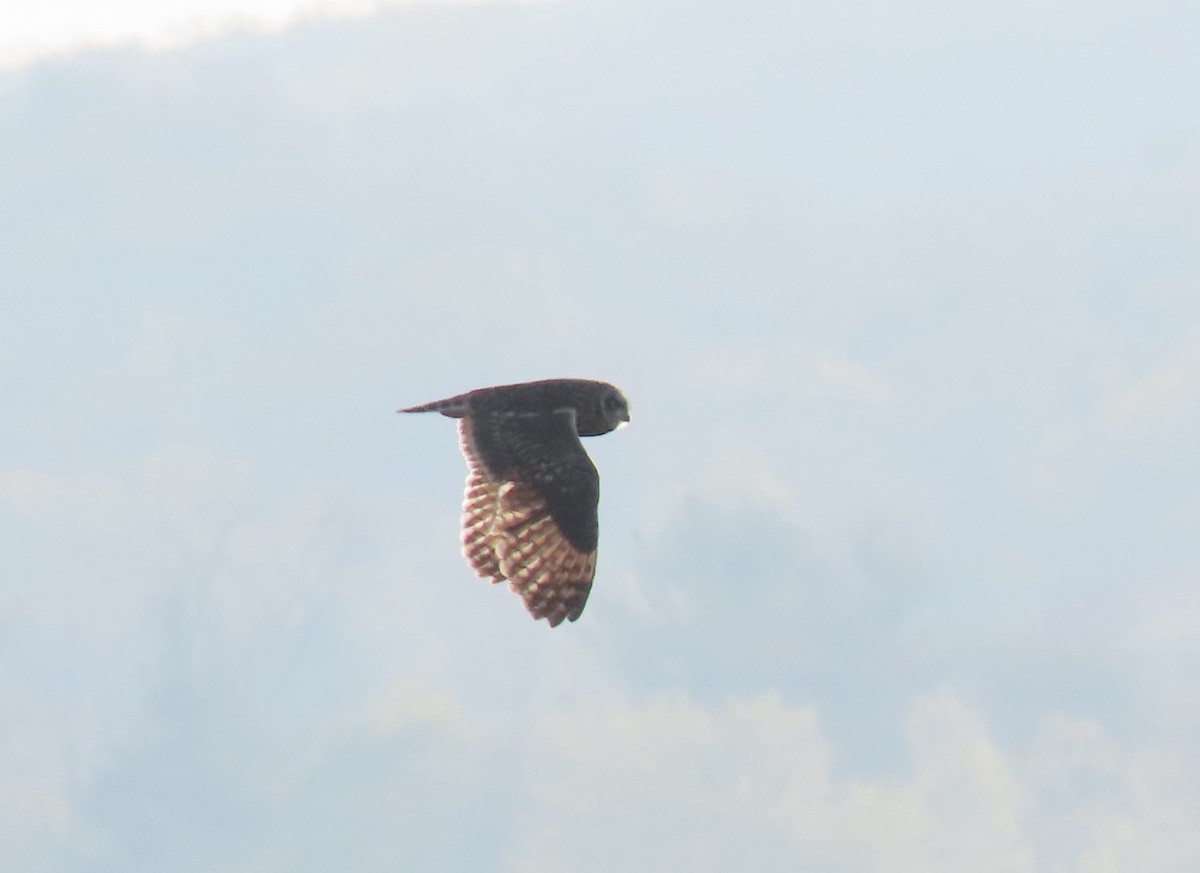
[457,410,599,627]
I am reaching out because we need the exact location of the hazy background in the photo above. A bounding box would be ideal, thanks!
[3,0,1199,870]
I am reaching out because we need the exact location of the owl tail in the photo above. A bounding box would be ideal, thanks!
[398,393,471,418]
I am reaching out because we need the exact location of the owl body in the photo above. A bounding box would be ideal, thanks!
[401,379,629,627]
[401,378,627,436]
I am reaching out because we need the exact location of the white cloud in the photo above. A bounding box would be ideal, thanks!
[1125,586,1200,657]
[1073,751,1200,873]
[0,776,71,865]
[1100,327,1200,442]
[347,674,472,741]
[674,342,895,407]
[0,0,546,70]
[516,690,1200,873]
[899,693,1033,873]
[0,447,352,858]
[515,691,1035,873]
[1024,714,1121,782]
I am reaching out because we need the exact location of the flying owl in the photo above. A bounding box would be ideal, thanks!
[400,379,630,627]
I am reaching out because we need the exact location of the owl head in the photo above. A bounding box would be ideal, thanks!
[577,383,630,437]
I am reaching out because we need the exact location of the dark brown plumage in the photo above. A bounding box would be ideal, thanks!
[401,379,630,627]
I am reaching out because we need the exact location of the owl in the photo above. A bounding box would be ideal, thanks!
[400,379,630,627]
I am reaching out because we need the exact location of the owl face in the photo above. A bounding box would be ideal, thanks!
[577,384,630,436]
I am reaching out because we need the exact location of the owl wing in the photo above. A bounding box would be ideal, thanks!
[457,409,599,627]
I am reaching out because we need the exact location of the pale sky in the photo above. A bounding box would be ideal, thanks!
[3,1,1200,870]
